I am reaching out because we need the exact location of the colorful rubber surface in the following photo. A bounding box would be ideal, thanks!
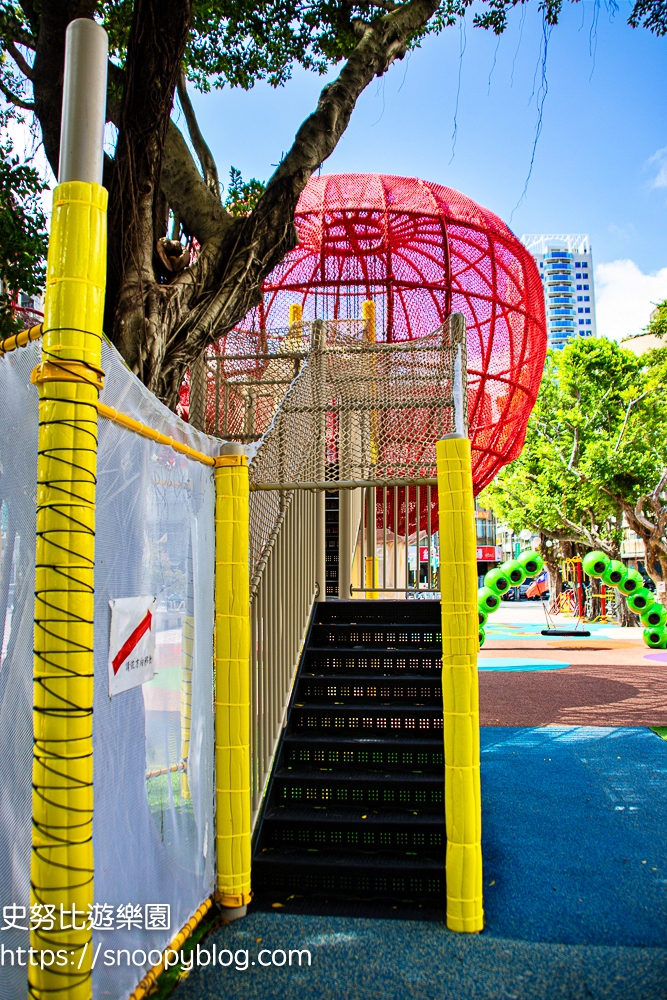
[479,658,569,671]
[171,612,667,1000]
[481,726,667,947]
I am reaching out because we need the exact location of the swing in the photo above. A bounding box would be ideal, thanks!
[540,557,591,636]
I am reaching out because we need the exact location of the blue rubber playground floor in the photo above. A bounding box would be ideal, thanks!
[174,724,667,1000]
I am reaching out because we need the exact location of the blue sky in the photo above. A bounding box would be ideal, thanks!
[186,0,667,340]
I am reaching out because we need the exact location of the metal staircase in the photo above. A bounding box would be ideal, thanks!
[252,600,446,907]
[325,491,339,597]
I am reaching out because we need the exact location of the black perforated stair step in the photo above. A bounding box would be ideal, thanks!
[260,807,445,855]
[272,768,444,812]
[317,600,441,624]
[252,599,446,909]
[311,623,442,649]
[254,852,445,902]
[304,648,443,676]
[296,674,443,704]
[281,735,444,772]
[290,704,444,738]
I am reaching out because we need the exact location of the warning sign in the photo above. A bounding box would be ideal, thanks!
[108,595,157,697]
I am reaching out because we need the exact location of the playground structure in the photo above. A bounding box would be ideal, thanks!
[581,550,667,647]
[0,20,550,1000]
[186,171,547,498]
[185,172,547,599]
[477,550,545,645]
[476,545,665,646]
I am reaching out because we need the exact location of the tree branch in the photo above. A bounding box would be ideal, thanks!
[154,0,446,400]
[568,423,579,471]
[107,0,193,373]
[7,40,34,79]
[0,77,34,110]
[269,0,437,193]
[176,70,220,198]
[613,388,654,452]
[162,119,231,244]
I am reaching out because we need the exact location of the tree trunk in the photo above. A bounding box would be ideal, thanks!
[20,0,449,408]
[615,592,635,628]
[32,2,98,177]
[104,0,441,407]
[105,0,192,383]
[539,534,561,601]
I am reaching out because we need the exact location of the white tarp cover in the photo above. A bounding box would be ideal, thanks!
[0,339,217,1000]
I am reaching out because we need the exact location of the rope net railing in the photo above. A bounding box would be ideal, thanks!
[245,314,465,583]
[183,319,367,441]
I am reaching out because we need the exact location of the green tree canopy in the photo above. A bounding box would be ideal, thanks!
[0,109,47,338]
[646,299,667,340]
[0,1,665,402]
[480,337,667,582]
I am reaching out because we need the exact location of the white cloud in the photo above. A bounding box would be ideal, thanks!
[649,146,667,189]
[595,259,667,341]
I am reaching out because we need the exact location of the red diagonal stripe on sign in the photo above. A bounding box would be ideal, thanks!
[112,609,153,675]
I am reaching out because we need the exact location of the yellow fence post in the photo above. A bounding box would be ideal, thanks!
[436,433,483,933]
[214,442,252,917]
[29,19,108,1000]
[286,302,303,353]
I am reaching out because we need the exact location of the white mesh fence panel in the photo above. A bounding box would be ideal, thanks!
[0,341,39,1000]
[0,340,218,1000]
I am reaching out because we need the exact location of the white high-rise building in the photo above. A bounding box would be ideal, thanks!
[521,234,596,349]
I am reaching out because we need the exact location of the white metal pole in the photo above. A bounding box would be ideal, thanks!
[58,19,108,185]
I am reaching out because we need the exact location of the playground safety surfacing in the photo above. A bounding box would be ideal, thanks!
[174,605,667,1000]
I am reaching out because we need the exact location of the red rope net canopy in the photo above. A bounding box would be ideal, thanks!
[240,173,546,496]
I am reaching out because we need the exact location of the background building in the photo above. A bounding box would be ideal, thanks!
[475,503,501,585]
[521,234,596,349]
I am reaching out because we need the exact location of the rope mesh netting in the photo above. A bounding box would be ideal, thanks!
[246,316,464,573]
[0,340,217,1000]
[185,173,546,497]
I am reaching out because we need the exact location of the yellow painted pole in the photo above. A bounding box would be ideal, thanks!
[30,21,108,998]
[436,434,483,933]
[362,301,379,598]
[30,178,107,999]
[286,302,303,352]
[288,302,303,327]
[214,443,252,916]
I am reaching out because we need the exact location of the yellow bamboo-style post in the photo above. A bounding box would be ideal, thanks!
[286,302,303,352]
[436,433,483,933]
[214,442,252,917]
[29,19,108,1000]
[362,300,379,598]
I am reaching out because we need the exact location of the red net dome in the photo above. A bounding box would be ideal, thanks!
[244,172,546,494]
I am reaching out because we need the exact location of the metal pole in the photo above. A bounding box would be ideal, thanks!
[450,312,468,437]
[58,19,108,185]
[339,490,352,600]
[365,486,378,598]
[31,18,108,1000]
[362,301,378,599]
[311,320,327,601]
